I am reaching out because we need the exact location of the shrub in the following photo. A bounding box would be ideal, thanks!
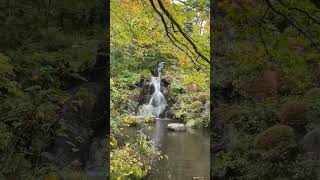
[279,101,308,130]
[255,125,295,151]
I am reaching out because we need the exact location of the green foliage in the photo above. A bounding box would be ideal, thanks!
[110,132,160,180]
[255,125,296,151]
[0,0,106,177]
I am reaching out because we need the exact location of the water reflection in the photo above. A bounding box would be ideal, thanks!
[145,120,210,180]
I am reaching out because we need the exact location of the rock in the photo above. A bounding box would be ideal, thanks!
[186,120,204,128]
[240,70,279,99]
[255,125,296,151]
[187,83,199,92]
[161,78,170,87]
[197,92,209,103]
[144,115,157,123]
[210,116,238,152]
[300,128,320,155]
[305,88,320,97]
[279,101,308,131]
[122,116,140,127]
[165,109,176,119]
[191,101,203,109]
[167,123,186,131]
[204,102,210,112]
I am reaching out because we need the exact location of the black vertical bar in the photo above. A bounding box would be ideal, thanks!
[106,0,110,179]
[209,0,215,179]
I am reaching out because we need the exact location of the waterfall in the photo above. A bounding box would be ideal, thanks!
[138,62,167,117]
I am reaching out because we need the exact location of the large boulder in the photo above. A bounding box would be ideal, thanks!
[300,128,320,155]
[305,88,320,97]
[239,70,279,99]
[279,101,308,131]
[255,125,296,151]
[190,101,203,110]
[167,123,186,131]
[47,82,106,167]
[197,92,209,103]
[210,106,239,152]
[187,83,199,92]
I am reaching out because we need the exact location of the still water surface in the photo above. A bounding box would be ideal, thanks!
[143,119,210,180]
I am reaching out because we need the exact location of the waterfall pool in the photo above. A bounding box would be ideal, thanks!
[124,119,210,180]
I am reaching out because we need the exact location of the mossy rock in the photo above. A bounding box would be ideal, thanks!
[123,116,139,127]
[74,88,96,107]
[300,128,320,155]
[186,119,205,128]
[190,101,203,109]
[143,115,156,123]
[279,101,308,130]
[240,70,279,99]
[305,88,320,97]
[187,83,199,92]
[255,125,295,151]
[197,92,209,103]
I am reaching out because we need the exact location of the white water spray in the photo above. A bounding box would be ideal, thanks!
[138,62,167,117]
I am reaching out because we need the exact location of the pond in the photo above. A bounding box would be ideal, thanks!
[126,119,210,180]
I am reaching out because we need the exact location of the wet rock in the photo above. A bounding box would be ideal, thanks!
[300,128,320,155]
[165,109,176,119]
[204,102,210,112]
[167,123,186,131]
[186,120,204,128]
[161,78,170,87]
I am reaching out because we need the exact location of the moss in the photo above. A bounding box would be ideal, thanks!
[197,92,209,103]
[255,125,295,151]
[143,115,156,123]
[122,116,139,127]
[190,101,203,109]
[74,88,96,107]
[279,101,308,130]
[305,88,320,97]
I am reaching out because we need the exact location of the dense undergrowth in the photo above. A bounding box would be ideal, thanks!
[211,1,320,179]
[0,0,106,178]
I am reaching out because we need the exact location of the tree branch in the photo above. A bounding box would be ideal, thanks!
[155,0,210,63]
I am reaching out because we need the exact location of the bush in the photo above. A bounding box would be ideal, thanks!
[279,101,308,131]
[255,125,295,151]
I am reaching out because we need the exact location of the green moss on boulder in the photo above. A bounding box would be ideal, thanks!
[255,125,295,151]
[279,101,308,130]
[122,116,139,127]
[197,92,209,103]
[305,88,320,97]
[143,115,156,123]
[190,101,202,109]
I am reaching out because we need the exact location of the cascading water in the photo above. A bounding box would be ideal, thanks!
[138,62,167,117]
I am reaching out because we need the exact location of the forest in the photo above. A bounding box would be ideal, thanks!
[211,0,320,179]
[0,0,108,179]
